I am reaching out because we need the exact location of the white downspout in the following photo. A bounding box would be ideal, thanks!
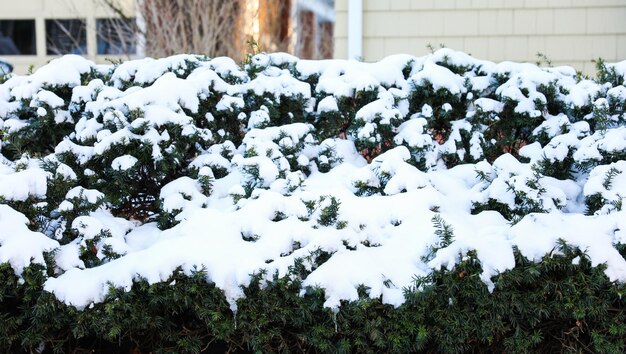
[347,0,362,60]
[135,0,146,58]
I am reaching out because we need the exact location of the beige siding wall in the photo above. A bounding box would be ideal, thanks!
[335,0,626,74]
[0,0,135,74]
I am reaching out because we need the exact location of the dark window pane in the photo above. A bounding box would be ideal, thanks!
[97,18,137,55]
[46,19,87,55]
[0,20,36,55]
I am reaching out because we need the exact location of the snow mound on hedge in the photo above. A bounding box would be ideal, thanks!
[1,49,626,310]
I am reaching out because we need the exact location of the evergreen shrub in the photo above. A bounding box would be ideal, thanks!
[1,49,626,352]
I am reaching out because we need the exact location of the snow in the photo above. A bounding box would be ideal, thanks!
[355,90,401,124]
[72,216,107,240]
[1,49,626,312]
[584,161,626,215]
[216,95,244,112]
[394,117,432,148]
[411,60,467,96]
[0,205,60,275]
[248,108,270,128]
[245,72,311,101]
[111,155,138,171]
[608,85,626,103]
[474,97,504,113]
[55,163,78,181]
[317,96,339,113]
[6,55,94,101]
[189,153,232,174]
[0,167,48,201]
[607,60,626,82]
[109,54,205,88]
[160,177,207,215]
[34,90,65,108]
[296,54,414,97]
[543,132,580,162]
[566,79,603,108]
[65,186,104,204]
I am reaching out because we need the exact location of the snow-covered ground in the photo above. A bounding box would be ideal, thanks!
[1,49,625,311]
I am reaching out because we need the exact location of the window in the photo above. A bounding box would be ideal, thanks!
[46,19,87,55]
[97,18,137,55]
[0,20,36,55]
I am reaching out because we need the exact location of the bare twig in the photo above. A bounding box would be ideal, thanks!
[97,0,294,61]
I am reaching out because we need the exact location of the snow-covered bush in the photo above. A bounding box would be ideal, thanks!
[1,49,626,352]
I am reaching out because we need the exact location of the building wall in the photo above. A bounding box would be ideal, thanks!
[0,0,135,74]
[334,0,626,74]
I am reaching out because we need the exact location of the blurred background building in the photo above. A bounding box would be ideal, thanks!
[0,0,136,74]
[1,0,625,75]
[0,0,334,74]
[335,0,626,74]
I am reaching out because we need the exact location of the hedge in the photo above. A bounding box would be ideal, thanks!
[0,49,626,352]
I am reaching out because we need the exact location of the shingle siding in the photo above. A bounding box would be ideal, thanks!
[334,0,626,73]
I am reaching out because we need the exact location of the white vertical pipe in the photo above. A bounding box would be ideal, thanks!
[347,0,362,60]
[135,0,146,58]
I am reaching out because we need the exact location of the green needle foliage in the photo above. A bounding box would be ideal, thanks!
[0,243,624,353]
[1,50,626,352]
